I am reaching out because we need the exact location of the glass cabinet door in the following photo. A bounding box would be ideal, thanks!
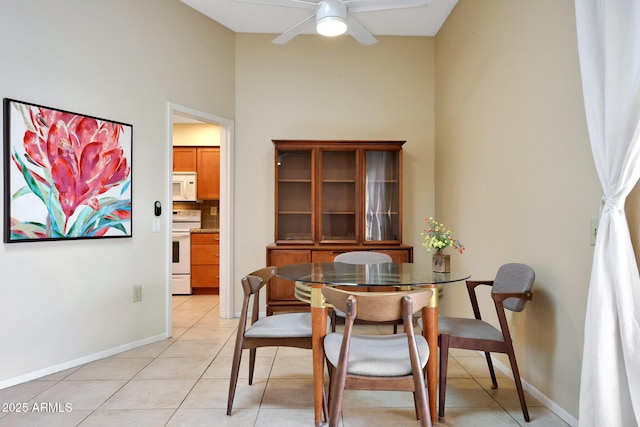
[276,149,313,242]
[320,150,357,242]
[364,150,400,242]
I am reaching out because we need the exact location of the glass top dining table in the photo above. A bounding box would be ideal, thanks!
[275,261,471,287]
[273,262,471,426]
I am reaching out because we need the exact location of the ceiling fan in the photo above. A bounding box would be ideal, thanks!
[236,0,432,46]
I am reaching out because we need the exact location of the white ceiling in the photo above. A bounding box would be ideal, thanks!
[180,0,458,38]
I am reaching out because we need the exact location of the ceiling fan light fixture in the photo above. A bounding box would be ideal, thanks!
[317,16,347,37]
[316,0,348,37]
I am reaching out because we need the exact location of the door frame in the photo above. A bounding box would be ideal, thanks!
[167,102,234,330]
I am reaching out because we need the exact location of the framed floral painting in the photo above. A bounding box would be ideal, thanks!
[3,98,132,242]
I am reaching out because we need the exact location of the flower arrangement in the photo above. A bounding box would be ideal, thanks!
[421,217,465,254]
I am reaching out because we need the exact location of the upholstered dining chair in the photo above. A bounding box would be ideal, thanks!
[334,250,392,264]
[437,263,535,422]
[227,266,330,416]
[322,286,434,427]
[331,251,400,333]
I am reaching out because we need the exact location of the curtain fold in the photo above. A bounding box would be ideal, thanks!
[365,152,395,241]
[575,1,640,426]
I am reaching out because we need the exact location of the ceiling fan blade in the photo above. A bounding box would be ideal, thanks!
[346,15,377,46]
[272,14,316,44]
[344,0,431,13]
[235,0,317,10]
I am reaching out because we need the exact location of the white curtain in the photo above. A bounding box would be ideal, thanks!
[575,1,640,426]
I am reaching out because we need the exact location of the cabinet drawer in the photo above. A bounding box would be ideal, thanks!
[192,265,219,288]
[375,249,410,262]
[311,249,410,263]
[311,251,339,262]
[191,233,219,245]
[191,245,220,265]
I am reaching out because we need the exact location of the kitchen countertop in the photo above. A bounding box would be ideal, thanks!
[191,228,219,233]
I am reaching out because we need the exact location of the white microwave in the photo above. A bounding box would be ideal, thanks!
[172,172,197,202]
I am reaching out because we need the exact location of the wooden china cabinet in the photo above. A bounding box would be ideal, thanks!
[266,139,413,315]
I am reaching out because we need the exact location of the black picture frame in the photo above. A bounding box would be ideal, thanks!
[3,98,132,243]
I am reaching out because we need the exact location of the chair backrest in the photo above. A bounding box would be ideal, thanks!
[322,286,432,323]
[241,266,275,297]
[492,263,535,312]
[334,251,392,264]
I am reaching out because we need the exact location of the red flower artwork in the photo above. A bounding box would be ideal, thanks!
[23,107,130,218]
[5,99,132,241]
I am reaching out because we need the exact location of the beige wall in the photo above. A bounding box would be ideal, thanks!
[0,0,234,385]
[435,0,597,419]
[173,123,221,146]
[234,34,437,307]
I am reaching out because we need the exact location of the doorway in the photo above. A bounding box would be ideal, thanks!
[167,102,234,336]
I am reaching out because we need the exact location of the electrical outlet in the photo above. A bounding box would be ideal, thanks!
[210,206,217,215]
[590,217,599,246]
[132,285,142,302]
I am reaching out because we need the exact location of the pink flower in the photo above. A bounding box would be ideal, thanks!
[22,107,130,219]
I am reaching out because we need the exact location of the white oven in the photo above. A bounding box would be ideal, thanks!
[172,209,201,295]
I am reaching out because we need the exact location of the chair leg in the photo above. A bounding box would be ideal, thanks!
[323,366,333,423]
[330,309,337,333]
[484,351,498,389]
[322,389,329,423]
[226,345,243,416]
[507,349,530,422]
[248,348,256,385]
[438,334,450,420]
[326,363,335,411]
[411,368,432,427]
[328,362,346,427]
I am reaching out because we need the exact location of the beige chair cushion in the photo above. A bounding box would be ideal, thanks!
[324,332,429,377]
[438,316,504,342]
[245,313,330,338]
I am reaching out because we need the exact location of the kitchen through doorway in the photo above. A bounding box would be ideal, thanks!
[167,102,234,336]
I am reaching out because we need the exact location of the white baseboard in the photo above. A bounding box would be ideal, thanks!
[0,333,168,390]
[489,355,578,427]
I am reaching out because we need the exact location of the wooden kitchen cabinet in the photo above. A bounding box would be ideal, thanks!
[197,147,220,200]
[173,147,197,171]
[172,146,220,200]
[266,139,411,315]
[191,233,220,293]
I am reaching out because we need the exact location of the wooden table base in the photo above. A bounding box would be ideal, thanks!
[423,284,438,424]
[311,284,328,426]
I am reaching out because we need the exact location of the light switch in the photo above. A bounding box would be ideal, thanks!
[153,218,160,233]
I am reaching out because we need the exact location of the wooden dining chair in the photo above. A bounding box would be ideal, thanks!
[437,263,535,422]
[322,286,434,427]
[331,251,401,333]
[226,266,330,416]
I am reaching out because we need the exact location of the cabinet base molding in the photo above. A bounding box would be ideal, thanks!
[193,287,219,295]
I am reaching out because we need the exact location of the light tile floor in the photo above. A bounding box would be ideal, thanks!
[0,295,570,426]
